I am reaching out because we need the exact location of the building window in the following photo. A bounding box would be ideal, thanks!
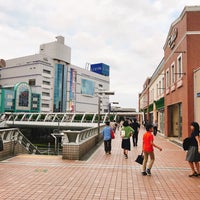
[166,69,170,88]
[177,55,182,79]
[43,81,50,85]
[171,63,175,84]
[156,83,158,98]
[53,64,67,112]
[159,81,161,95]
[29,79,36,86]
[150,89,153,102]
[162,77,164,94]
[42,92,50,97]
[43,69,51,74]
[42,103,49,108]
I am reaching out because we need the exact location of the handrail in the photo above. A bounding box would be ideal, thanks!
[3,112,109,124]
[0,128,41,154]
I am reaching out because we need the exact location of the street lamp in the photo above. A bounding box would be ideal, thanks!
[96,91,115,137]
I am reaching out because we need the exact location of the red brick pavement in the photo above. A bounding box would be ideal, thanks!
[0,127,199,200]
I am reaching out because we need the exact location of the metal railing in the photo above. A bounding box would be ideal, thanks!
[3,112,109,123]
[0,112,111,129]
[0,128,41,154]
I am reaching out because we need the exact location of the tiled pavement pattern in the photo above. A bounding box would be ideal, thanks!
[0,127,200,200]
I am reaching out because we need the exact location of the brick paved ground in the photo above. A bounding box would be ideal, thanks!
[0,127,200,200]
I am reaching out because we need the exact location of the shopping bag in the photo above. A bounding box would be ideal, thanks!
[135,153,144,165]
[120,130,125,138]
[110,130,115,139]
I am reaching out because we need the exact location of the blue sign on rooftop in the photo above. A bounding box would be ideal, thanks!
[90,63,110,76]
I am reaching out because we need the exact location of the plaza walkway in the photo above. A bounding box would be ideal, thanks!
[0,127,199,200]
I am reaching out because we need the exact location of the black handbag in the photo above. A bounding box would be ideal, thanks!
[135,153,144,165]
[183,137,191,151]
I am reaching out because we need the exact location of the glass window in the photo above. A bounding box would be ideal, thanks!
[159,81,161,95]
[19,91,29,107]
[42,103,49,108]
[29,79,36,86]
[177,55,182,79]
[42,92,50,97]
[54,64,67,112]
[43,81,50,85]
[166,70,170,88]
[162,77,164,91]
[171,63,175,84]
[81,79,95,96]
[43,69,51,74]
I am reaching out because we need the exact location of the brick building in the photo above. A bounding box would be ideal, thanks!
[139,6,200,140]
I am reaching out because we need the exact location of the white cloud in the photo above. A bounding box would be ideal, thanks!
[0,0,199,109]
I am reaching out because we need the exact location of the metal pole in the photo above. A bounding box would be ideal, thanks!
[58,117,60,133]
[51,134,57,155]
[98,96,100,136]
[57,141,59,155]
[48,142,50,155]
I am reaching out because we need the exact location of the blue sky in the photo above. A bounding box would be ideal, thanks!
[0,0,199,110]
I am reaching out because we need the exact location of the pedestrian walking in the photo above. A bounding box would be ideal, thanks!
[142,124,162,176]
[131,118,140,146]
[153,120,158,136]
[186,122,200,177]
[101,121,112,155]
[120,120,134,159]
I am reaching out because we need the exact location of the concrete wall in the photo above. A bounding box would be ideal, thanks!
[62,135,99,160]
[0,141,29,160]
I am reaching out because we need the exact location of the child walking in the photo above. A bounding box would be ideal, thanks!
[142,124,162,176]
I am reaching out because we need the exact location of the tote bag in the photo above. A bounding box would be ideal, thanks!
[135,153,144,165]
[120,130,125,138]
[110,129,115,139]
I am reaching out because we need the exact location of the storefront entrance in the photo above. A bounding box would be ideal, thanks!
[168,103,182,138]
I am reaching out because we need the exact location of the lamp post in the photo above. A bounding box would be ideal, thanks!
[96,91,115,138]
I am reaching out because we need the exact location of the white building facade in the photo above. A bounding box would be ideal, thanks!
[0,36,110,113]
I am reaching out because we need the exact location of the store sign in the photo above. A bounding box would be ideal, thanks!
[168,28,178,49]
